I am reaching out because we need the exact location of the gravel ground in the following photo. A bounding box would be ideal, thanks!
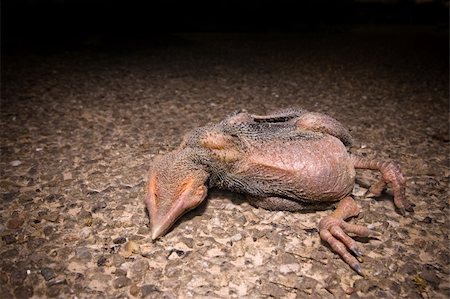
[1,27,448,298]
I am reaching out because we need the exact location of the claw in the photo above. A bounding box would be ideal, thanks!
[368,229,381,238]
[350,247,363,257]
[353,264,364,276]
[364,190,377,198]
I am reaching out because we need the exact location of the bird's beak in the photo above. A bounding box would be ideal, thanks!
[145,174,207,240]
[150,195,189,240]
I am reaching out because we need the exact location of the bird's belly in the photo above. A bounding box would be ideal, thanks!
[238,136,355,201]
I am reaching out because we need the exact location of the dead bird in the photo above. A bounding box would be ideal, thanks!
[145,108,412,274]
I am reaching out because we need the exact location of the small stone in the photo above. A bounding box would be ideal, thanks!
[47,278,67,287]
[41,267,56,281]
[92,201,107,213]
[279,263,300,274]
[141,284,160,297]
[237,215,247,224]
[10,160,22,166]
[2,191,18,202]
[137,226,150,235]
[63,172,73,180]
[79,209,92,219]
[113,268,127,277]
[14,286,33,298]
[119,241,140,258]
[88,274,111,292]
[400,262,417,274]
[230,233,242,242]
[353,279,377,293]
[112,276,131,289]
[389,281,401,294]
[129,259,149,279]
[2,234,16,244]
[7,217,25,229]
[422,216,432,224]
[168,251,181,260]
[345,287,355,295]
[45,194,64,202]
[43,226,54,236]
[420,269,440,286]
[113,236,127,244]
[75,247,92,261]
[261,282,285,297]
[1,248,19,259]
[47,285,62,297]
[206,247,225,258]
[10,267,27,284]
[0,271,9,284]
[139,243,153,256]
[80,227,91,239]
[43,211,59,222]
[130,283,140,296]
[97,255,108,267]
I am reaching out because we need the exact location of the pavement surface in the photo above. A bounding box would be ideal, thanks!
[1,27,449,298]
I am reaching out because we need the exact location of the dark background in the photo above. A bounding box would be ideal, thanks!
[2,0,449,52]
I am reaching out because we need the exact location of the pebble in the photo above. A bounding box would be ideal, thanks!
[129,283,140,296]
[230,233,242,242]
[119,241,140,258]
[420,269,440,286]
[261,282,286,297]
[7,217,25,229]
[2,234,16,244]
[97,255,108,267]
[112,276,131,289]
[141,284,160,297]
[75,247,92,261]
[45,194,64,202]
[41,267,56,281]
[353,279,377,293]
[2,191,18,202]
[10,160,22,166]
[113,236,127,244]
[139,243,153,256]
[345,287,355,295]
[80,227,91,239]
[129,259,149,279]
[10,267,27,284]
[88,274,111,292]
[47,285,62,297]
[43,226,54,236]
[206,247,225,258]
[0,272,8,284]
[47,278,67,287]
[279,263,300,274]
[92,201,107,213]
[1,248,19,259]
[14,286,33,298]
[43,211,59,222]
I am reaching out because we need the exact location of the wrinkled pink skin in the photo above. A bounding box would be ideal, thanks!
[146,108,411,275]
[235,134,355,202]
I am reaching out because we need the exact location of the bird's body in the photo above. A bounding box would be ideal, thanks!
[145,108,411,274]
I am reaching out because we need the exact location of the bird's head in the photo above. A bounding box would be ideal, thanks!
[145,148,209,240]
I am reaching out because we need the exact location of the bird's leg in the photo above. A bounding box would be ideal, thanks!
[319,196,373,275]
[351,156,412,215]
[365,179,387,197]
